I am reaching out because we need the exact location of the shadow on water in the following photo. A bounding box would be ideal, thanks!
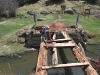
[58,47,73,75]
[59,47,86,75]
[47,48,65,75]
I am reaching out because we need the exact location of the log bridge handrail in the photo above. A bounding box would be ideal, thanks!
[35,31,99,75]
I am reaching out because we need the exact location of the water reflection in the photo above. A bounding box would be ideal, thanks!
[0,51,38,75]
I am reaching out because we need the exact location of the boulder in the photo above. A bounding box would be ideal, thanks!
[64,8,74,15]
[40,10,50,15]
[27,10,35,15]
[37,18,46,21]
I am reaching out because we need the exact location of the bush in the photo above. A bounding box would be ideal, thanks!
[0,0,19,18]
[51,0,64,2]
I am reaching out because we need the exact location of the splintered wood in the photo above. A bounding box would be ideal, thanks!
[35,31,98,75]
[52,33,58,65]
[61,31,99,75]
[35,42,47,75]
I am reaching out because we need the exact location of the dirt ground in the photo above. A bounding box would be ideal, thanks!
[49,21,66,32]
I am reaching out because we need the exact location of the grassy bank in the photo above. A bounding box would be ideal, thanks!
[63,14,100,44]
[0,1,100,56]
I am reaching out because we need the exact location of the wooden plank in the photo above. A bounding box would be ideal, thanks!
[44,41,76,47]
[35,42,48,75]
[42,62,89,69]
[53,38,71,41]
[46,39,71,43]
[61,31,99,75]
[46,38,71,43]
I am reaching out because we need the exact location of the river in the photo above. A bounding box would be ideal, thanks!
[0,44,100,75]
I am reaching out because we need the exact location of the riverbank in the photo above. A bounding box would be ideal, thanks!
[0,1,100,56]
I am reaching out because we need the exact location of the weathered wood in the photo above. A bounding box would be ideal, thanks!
[35,42,48,75]
[61,31,99,75]
[42,62,89,69]
[52,33,58,65]
[88,57,98,64]
[35,30,98,75]
[44,41,76,47]
[46,38,71,43]
[52,48,58,65]
[53,38,71,41]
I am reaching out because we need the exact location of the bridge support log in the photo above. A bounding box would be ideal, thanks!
[52,33,58,65]
[61,31,99,75]
[35,42,48,75]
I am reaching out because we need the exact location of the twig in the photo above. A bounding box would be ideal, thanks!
[8,63,14,75]
[4,68,7,75]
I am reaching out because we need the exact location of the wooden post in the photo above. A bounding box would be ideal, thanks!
[61,5,66,14]
[84,9,90,18]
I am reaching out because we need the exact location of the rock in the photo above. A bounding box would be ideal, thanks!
[27,10,36,15]
[64,8,74,15]
[26,30,34,36]
[40,10,50,15]
[28,48,36,51]
[94,14,100,19]
[17,37,25,44]
[37,18,46,21]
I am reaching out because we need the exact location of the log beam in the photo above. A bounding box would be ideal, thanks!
[61,31,99,75]
[35,42,48,75]
[44,41,76,47]
[42,62,89,69]
[52,33,58,65]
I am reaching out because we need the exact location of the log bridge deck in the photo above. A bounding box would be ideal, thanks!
[35,31,99,75]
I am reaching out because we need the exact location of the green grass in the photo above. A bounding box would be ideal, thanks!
[0,1,100,56]
[0,12,58,56]
[63,14,100,35]
[0,18,33,35]
[63,14,100,44]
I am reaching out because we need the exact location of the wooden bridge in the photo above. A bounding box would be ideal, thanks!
[34,31,99,75]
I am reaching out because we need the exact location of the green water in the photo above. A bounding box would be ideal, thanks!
[85,44,100,59]
[0,51,38,75]
[0,45,100,75]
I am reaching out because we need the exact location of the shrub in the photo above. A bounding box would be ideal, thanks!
[0,0,19,18]
[51,0,64,2]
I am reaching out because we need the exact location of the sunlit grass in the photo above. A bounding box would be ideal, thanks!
[63,14,100,44]
[0,1,100,56]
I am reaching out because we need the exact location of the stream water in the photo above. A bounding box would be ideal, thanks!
[0,51,38,75]
[0,45,100,75]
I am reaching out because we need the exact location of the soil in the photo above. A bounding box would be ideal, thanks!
[35,21,66,32]
[49,21,66,32]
